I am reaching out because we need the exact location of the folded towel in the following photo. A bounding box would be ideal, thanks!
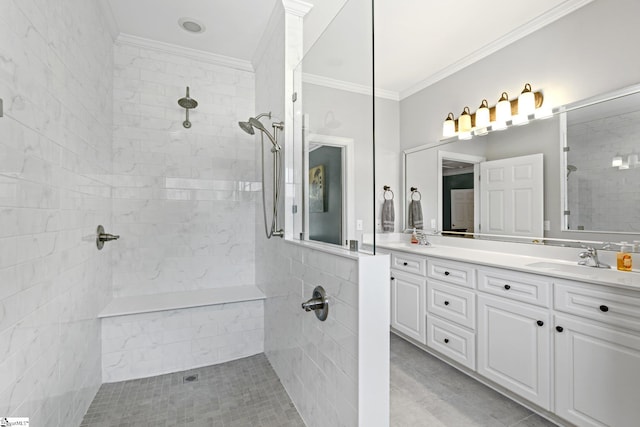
[408,200,423,229]
[382,199,395,232]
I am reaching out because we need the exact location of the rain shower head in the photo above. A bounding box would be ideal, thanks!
[178,87,198,109]
[178,87,198,128]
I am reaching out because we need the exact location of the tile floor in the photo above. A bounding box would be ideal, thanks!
[81,334,559,426]
[80,353,304,427]
[390,333,559,427]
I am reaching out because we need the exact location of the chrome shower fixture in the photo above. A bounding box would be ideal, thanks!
[238,112,283,151]
[567,164,577,178]
[178,86,198,128]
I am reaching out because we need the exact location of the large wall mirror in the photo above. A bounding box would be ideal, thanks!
[404,83,640,246]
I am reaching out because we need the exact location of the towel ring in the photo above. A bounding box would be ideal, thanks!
[383,185,394,200]
[410,187,422,201]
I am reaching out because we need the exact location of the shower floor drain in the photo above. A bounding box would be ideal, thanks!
[183,374,199,383]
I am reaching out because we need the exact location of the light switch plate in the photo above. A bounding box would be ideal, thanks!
[356,219,363,230]
[544,220,551,231]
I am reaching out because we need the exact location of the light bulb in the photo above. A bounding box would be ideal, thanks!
[518,83,536,117]
[442,112,456,138]
[612,156,623,167]
[458,107,472,134]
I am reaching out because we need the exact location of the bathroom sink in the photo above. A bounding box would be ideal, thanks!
[526,261,600,275]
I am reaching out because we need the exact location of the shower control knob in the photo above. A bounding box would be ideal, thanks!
[301,286,329,321]
[96,225,120,250]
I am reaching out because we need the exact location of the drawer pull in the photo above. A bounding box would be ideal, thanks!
[403,262,408,266]
[599,305,609,312]
[444,301,450,306]
[504,284,511,290]
[536,320,544,327]
[556,326,564,332]
[444,271,450,276]
[444,338,449,344]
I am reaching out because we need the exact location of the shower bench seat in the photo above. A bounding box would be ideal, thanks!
[98,286,265,383]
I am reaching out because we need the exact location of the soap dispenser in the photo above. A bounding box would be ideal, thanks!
[411,228,418,244]
[617,242,632,272]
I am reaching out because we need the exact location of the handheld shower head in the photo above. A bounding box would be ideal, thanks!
[238,121,255,135]
[567,164,577,178]
[237,113,282,151]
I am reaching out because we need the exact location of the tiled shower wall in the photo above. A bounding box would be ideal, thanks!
[0,1,113,425]
[111,40,258,297]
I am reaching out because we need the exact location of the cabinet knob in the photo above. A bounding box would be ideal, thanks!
[599,305,609,312]
[444,301,450,306]
[444,271,450,276]
[536,320,544,327]
[390,277,395,280]
[556,326,564,332]
[504,284,511,290]
[403,262,408,266]
[444,338,449,344]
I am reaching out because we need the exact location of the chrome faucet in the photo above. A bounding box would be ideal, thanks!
[578,247,611,269]
[416,230,431,246]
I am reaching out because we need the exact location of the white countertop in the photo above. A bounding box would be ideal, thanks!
[377,241,640,291]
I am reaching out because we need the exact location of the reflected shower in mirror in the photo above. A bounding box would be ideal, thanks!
[563,88,640,234]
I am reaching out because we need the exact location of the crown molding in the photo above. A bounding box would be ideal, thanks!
[302,73,400,101]
[400,0,594,100]
[116,34,254,72]
[98,0,119,41]
[282,0,314,18]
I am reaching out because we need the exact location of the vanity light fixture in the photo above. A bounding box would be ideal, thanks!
[458,107,472,140]
[440,84,545,139]
[629,154,638,167]
[619,160,630,170]
[442,113,456,137]
[494,92,511,130]
[474,99,490,135]
[612,155,623,167]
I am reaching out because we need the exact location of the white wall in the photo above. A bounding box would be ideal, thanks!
[303,83,401,237]
[111,40,257,297]
[400,0,640,242]
[0,0,113,424]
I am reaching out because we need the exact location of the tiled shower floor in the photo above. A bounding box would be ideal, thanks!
[80,353,304,427]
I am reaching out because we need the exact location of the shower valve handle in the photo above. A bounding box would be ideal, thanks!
[96,225,119,250]
[301,286,329,321]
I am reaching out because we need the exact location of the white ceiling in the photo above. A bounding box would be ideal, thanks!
[103,0,590,99]
[104,0,278,62]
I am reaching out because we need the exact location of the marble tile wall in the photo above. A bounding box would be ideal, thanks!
[101,300,264,382]
[0,0,114,425]
[111,41,258,297]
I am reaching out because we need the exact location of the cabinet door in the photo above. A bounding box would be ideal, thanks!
[555,315,640,427]
[391,270,426,344]
[477,294,551,410]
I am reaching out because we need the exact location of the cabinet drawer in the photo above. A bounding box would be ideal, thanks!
[555,280,640,332]
[427,316,475,370]
[477,267,551,307]
[427,280,476,329]
[427,259,475,288]
[391,252,426,276]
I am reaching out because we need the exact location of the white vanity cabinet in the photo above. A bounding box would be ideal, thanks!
[476,268,552,410]
[477,293,551,410]
[386,245,640,426]
[390,252,427,344]
[554,280,640,427]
